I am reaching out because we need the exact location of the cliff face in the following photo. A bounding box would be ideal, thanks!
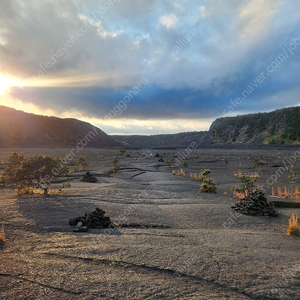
[0,106,121,148]
[115,107,300,148]
[209,106,300,145]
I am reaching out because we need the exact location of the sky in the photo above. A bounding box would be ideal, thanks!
[0,0,300,135]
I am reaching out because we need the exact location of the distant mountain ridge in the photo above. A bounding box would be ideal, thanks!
[113,131,209,148]
[115,106,300,147]
[1,105,300,148]
[210,106,300,145]
[0,106,121,148]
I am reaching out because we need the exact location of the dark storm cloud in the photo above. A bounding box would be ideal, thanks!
[1,0,300,123]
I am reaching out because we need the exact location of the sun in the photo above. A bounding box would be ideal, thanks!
[0,74,24,95]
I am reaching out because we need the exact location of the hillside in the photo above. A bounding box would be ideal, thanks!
[0,106,121,148]
[1,105,300,149]
[210,106,300,145]
[113,131,209,148]
[115,106,300,148]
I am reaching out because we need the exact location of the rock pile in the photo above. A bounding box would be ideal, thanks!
[80,171,97,183]
[231,189,277,217]
[69,208,113,229]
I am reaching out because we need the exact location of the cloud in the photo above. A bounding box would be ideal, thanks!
[0,0,300,134]
[237,0,281,40]
[160,14,178,29]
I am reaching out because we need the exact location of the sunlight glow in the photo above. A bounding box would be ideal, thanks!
[0,74,25,95]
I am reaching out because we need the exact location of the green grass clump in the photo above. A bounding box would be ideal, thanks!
[200,178,218,193]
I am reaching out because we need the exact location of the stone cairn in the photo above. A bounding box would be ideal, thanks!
[69,208,113,231]
[231,189,277,217]
[79,171,97,183]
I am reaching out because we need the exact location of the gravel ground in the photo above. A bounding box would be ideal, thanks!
[0,148,300,300]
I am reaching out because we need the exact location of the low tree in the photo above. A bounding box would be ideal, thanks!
[0,152,70,195]
[231,172,260,198]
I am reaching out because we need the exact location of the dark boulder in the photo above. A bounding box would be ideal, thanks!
[80,171,98,183]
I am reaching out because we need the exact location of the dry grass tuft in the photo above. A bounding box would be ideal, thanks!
[172,169,186,176]
[287,214,300,236]
[233,190,246,199]
[274,186,300,202]
[177,169,186,176]
[0,224,5,242]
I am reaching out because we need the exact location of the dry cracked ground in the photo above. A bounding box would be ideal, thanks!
[0,148,300,300]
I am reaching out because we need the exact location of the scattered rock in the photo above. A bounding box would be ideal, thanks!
[73,227,88,232]
[80,171,97,183]
[69,207,114,229]
[154,153,160,157]
[158,158,164,162]
[76,222,83,227]
[126,154,131,157]
[231,189,277,217]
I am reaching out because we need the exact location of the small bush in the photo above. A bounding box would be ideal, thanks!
[112,156,119,173]
[190,169,211,181]
[76,156,87,171]
[201,168,211,176]
[0,224,5,242]
[287,171,298,183]
[62,183,71,188]
[200,178,218,193]
[119,149,126,156]
[250,156,266,169]
[287,214,300,236]
[231,172,260,198]
[182,161,188,167]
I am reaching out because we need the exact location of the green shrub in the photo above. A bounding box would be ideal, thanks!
[62,183,71,188]
[231,172,260,198]
[1,152,70,195]
[249,156,266,169]
[112,156,119,173]
[76,156,87,171]
[200,178,218,193]
[182,161,188,167]
[288,171,299,183]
